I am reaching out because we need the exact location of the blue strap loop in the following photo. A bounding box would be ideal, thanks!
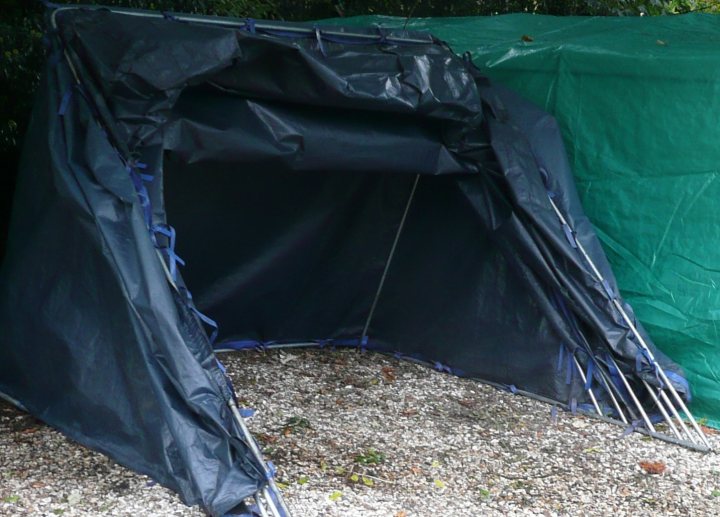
[375,25,388,44]
[622,419,642,437]
[239,408,255,418]
[556,342,566,373]
[314,27,327,57]
[601,279,616,299]
[433,361,452,374]
[562,223,578,248]
[181,288,219,344]
[584,359,595,391]
[266,461,277,480]
[58,86,74,116]
[151,224,186,281]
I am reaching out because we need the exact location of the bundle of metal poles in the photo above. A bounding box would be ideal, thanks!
[546,191,712,452]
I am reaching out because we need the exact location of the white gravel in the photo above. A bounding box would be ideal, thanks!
[2,348,720,516]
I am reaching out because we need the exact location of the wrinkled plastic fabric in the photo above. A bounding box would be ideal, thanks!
[0,7,694,514]
[331,13,720,425]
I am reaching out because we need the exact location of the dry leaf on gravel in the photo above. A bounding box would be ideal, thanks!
[381,366,396,383]
[639,460,666,475]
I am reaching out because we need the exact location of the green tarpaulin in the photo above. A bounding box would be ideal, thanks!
[332,13,720,426]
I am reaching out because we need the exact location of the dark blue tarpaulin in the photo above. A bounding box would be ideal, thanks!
[0,5,697,515]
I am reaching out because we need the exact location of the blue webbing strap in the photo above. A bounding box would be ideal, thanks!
[556,342,565,372]
[565,349,574,385]
[601,279,615,299]
[314,27,327,57]
[217,340,270,351]
[584,359,595,391]
[605,353,630,402]
[239,408,255,418]
[58,86,74,116]
[375,25,388,44]
[151,224,186,282]
[126,161,153,227]
[180,288,219,345]
[562,223,578,248]
[433,361,452,374]
[664,369,691,402]
[246,18,256,34]
[621,419,642,437]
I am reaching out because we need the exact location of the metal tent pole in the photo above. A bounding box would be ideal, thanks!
[545,194,711,450]
[229,400,291,517]
[641,380,682,440]
[53,5,435,45]
[360,174,420,344]
[572,355,602,415]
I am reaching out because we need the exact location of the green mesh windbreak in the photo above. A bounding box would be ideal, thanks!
[329,14,720,426]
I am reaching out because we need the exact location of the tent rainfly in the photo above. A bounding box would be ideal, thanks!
[0,5,711,516]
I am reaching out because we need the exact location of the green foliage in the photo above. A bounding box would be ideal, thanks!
[354,448,385,465]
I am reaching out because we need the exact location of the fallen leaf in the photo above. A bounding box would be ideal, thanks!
[395,512,408,517]
[401,409,418,417]
[433,479,446,489]
[639,460,666,475]
[256,433,277,444]
[381,367,396,383]
[700,424,718,435]
[328,490,343,502]
[521,34,534,42]
[362,476,374,487]
[410,465,422,476]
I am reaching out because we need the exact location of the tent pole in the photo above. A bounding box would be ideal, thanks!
[545,194,711,449]
[51,5,435,45]
[571,355,602,416]
[228,400,291,517]
[657,388,698,443]
[360,173,420,344]
[641,380,683,440]
[606,355,656,433]
[255,495,270,517]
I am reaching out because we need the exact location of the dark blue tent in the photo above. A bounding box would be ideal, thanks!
[0,5,709,516]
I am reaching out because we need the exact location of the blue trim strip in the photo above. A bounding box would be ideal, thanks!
[215,338,469,377]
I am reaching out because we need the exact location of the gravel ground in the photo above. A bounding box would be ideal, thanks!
[1,348,719,516]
